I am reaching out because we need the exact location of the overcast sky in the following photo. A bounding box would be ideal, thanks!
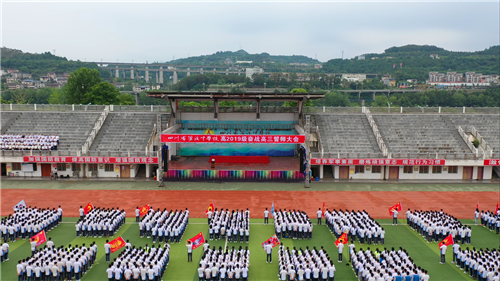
[2,1,499,63]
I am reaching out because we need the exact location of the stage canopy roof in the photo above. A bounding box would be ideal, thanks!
[146,91,325,101]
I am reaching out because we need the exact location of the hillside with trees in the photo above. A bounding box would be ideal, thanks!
[167,49,320,67]
[1,47,111,79]
[321,45,499,81]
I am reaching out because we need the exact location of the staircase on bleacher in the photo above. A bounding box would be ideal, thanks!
[441,114,500,154]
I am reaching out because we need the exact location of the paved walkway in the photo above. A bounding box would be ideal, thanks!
[1,179,499,191]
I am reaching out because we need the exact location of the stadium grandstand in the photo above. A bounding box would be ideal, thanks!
[0,98,499,183]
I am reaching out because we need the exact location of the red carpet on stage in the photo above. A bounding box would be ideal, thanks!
[208,156,270,164]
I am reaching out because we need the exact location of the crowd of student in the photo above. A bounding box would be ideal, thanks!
[278,244,336,281]
[476,209,500,234]
[75,207,126,238]
[16,242,97,281]
[407,209,472,244]
[454,247,500,281]
[273,209,313,240]
[197,245,250,281]
[207,208,250,243]
[106,243,170,281]
[138,208,189,244]
[1,206,62,242]
[325,209,385,245]
[0,134,59,150]
[351,247,430,281]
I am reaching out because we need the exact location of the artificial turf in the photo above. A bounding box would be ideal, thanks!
[1,218,498,281]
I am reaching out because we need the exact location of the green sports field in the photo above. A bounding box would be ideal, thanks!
[1,217,498,281]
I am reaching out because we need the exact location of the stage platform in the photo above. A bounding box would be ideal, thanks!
[169,156,299,171]
[165,156,304,182]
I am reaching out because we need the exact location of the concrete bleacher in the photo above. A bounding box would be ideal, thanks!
[442,114,500,153]
[89,112,159,151]
[1,112,21,134]
[313,114,381,154]
[1,112,100,151]
[373,114,471,154]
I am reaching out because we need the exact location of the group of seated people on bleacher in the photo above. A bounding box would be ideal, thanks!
[0,134,59,150]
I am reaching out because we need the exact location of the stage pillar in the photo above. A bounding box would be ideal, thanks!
[146,164,150,178]
[256,99,261,120]
[319,165,324,179]
[214,99,219,120]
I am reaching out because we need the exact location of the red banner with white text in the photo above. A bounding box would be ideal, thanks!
[23,156,158,164]
[484,159,500,166]
[161,134,305,143]
[311,158,445,166]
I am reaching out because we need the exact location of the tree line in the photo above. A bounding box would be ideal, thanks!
[1,68,134,105]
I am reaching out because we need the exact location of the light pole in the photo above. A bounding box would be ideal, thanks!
[203,82,205,92]
[264,82,266,90]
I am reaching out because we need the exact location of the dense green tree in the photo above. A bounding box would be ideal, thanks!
[118,93,136,105]
[283,88,313,107]
[66,68,101,104]
[48,88,66,104]
[83,81,119,105]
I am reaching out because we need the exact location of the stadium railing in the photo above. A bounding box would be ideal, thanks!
[1,104,498,114]
[0,150,158,158]
[0,104,170,112]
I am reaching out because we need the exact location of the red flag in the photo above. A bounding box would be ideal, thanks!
[109,236,126,253]
[206,201,214,214]
[388,202,402,216]
[261,234,280,249]
[322,202,326,218]
[187,232,205,250]
[84,202,93,215]
[496,202,499,214]
[438,234,454,248]
[335,232,348,247]
[476,201,479,210]
[31,230,47,247]
[139,204,151,216]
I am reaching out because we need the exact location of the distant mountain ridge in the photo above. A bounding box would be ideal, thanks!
[167,49,320,66]
[1,47,110,79]
[321,45,499,81]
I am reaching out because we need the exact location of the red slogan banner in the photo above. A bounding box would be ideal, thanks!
[484,159,500,166]
[161,134,305,143]
[23,156,158,164]
[311,158,445,166]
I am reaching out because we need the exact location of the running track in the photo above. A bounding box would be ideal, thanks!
[2,189,498,219]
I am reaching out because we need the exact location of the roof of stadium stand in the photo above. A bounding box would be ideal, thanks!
[145,91,325,101]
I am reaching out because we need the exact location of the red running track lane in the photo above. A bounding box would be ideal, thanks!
[1,189,498,219]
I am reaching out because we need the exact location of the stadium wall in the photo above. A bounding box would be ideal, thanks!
[318,164,492,180]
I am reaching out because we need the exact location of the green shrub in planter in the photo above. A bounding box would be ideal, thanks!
[473,139,479,148]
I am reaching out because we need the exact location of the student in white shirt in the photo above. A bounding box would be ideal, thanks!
[317,208,323,225]
[186,241,193,262]
[265,243,273,263]
[392,210,399,226]
[264,208,270,225]
[439,244,447,264]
